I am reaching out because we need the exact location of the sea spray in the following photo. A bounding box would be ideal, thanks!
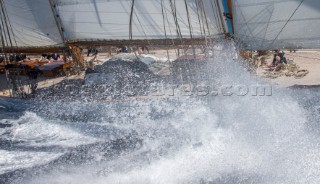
[1,41,320,184]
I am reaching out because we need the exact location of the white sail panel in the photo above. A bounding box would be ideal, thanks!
[233,0,320,50]
[3,0,63,47]
[56,0,225,41]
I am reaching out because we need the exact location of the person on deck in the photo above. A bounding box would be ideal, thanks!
[87,47,92,57]
[138,46,149,54]
[140,46,149,54]
[91,47,98,56]
[20,53,27,61]
[27,64,42,94]
[40,53,47,61]
[273,56,284,72]
[52,53,60,60]
[9,54,15,63]
[116,46,128,53]
[15,54,21,62]
[272,50,287,66]
[0,55,4,63]
[46,53,53,60]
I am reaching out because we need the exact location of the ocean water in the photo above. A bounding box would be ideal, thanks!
[1,42,320,184]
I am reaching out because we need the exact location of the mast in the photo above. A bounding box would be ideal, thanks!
[49,0,67,62]
[222,0,233,38]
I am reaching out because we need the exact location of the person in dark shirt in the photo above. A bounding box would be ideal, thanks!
[0,55,4,63]
[87,47,92,57]
[52,53,60,60]
[46,53,53,60]
[272,50,287,66]
[20,53,27,60]
[9,54,15,63]
[273,56,284,71]
[15,54,22,62]
[41,53,47,59]
[27,65,41,94]
[122,46,128,53]
[91,47,98,56]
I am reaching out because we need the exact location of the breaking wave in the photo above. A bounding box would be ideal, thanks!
[1,41,320,184]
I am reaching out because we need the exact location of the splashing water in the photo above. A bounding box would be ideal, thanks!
[1,41,320,184]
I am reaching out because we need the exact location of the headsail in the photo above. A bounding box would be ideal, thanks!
[233,0,320,50]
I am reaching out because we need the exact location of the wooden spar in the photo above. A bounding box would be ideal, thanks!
[67,38,209,47]
[0,36,227,53]
[0,39,204,53]
[0,46,63,53]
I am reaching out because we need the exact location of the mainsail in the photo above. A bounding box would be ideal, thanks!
[1,0,228,49]
[56,0,226,40]
[1,0,320,50]
[2,0,63,47]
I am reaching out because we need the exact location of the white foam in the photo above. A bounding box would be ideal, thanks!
[5,41,320,184]
[3,111,99,147]
[110,53,159,65]
[0,150,62,175]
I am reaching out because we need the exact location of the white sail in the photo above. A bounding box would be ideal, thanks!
[1,0,226,48]
[2,0,63,47]
[2,0,320,50]
[233,0,320,50]
[54,0,225,41]
[0,0,226,48]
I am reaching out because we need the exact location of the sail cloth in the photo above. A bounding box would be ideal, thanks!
[1,0,226,48]
[3,0,63,47]
[55,0,226,41]
[233,0,320,50]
